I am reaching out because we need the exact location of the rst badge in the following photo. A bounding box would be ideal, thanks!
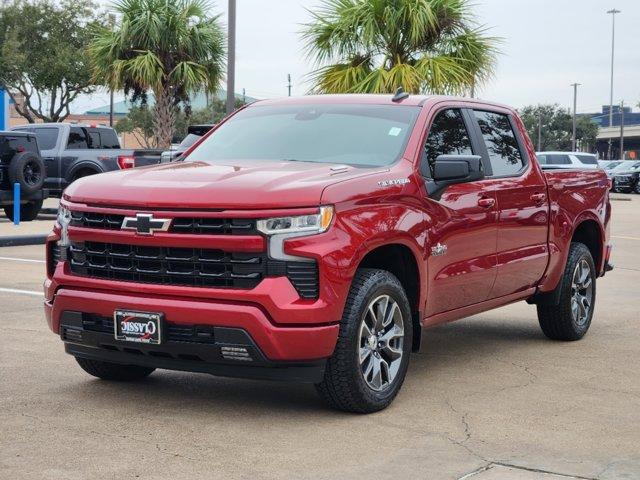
[114,310,163,344]
[431,243,447,257]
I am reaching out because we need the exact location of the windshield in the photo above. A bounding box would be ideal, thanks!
[612,161,638,172]
[178,133,201,149]
[186,104,420,167]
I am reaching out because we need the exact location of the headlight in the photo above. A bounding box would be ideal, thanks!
[57,205,72,246]
[257,206,334,262]
[256,206,334,235]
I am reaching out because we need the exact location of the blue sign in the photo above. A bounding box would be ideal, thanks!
[0,88,9,130]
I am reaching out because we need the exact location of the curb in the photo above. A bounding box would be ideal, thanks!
[41,208,58,215]
[0,234,48,247]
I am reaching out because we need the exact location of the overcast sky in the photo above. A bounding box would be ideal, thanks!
[74,0,640,115]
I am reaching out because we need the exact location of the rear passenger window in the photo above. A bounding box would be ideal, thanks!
[99,129,120,149]
[474,111,524,176]
[87,129,101,148]
[67,127,88,149]
[423,109,473,178]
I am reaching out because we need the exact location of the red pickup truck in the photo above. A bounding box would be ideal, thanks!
[45,94,613,413]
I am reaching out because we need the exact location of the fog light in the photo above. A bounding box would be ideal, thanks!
[220,346,252,362]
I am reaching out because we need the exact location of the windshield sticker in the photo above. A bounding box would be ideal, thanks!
[388,127,402,137]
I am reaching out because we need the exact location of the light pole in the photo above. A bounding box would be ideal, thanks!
[607,8,620,128]
[606,9,620,159]
[226,0,236,115]
[571,83,581,152]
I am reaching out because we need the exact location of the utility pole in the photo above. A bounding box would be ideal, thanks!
[225,0,236,115]
[571,83,580,152]
[537,113,542,151]
[620,100,625,159]
[287,74,292,97]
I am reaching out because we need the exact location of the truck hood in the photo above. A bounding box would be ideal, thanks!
[64,160,380,209]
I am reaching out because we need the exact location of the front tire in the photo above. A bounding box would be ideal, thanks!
[537,242,596,341]
[75,357,155,381]
[316,269,413,413]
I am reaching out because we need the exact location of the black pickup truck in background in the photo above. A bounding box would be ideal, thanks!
[11,123,164,198]
[0,130,49,221]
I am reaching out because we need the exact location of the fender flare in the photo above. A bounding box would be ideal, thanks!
[67,160,104,182]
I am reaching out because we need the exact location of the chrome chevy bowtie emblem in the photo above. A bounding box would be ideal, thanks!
[121,213,171,235]
[431,243,447,257]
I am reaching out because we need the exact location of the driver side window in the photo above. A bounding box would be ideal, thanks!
[422,109,473,178]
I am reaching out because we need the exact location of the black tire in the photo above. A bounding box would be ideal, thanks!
[316,268,413,413]
[75,357,155,381]
[537,242,596,341]
[8,151,45,195]
[634,182,640,194]
[3,200,43,222]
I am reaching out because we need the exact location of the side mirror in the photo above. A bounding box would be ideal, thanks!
[425,154,485,198]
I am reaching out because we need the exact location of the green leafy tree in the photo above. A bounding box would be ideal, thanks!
[302,0,499,95]
[519,104,599,152]
[0,0,105,123]
[90,0,226,148]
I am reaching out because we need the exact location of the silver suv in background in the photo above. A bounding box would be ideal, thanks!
[536,152,599,169]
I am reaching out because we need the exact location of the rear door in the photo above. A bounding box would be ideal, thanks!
[469,109,549,298]
[422,107,498,316]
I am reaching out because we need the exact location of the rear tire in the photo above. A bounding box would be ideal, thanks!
[316,268,413,413]
[3,200,43,222]
[75,357,155,381]
[537,242,596,341]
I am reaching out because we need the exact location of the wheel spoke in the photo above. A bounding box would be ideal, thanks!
[369,356,382,390]
[382,301,398,328]
[359,347,372,364]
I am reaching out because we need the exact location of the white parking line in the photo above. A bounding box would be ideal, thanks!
[611,235,640,241]
[0,256,45,264]
[0,287,43,297]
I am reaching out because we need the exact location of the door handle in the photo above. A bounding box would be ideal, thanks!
[477,197,495,208]
[530,193,547,205]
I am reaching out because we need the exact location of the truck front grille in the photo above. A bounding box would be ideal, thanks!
[70,211,257,235]
[66,241,319,297]
[69,241,265,289]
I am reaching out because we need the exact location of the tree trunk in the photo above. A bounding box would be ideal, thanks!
[153,86,175,149]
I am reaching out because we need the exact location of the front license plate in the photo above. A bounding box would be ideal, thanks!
[114,310,162,344]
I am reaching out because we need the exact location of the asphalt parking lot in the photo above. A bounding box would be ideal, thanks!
[1,196,639,480]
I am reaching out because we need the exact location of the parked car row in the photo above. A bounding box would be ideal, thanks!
[609,161,640,194]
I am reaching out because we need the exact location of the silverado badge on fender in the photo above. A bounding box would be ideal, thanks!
[121,213,171,235]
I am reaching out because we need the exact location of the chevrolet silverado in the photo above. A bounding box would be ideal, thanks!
[45,94,613,413]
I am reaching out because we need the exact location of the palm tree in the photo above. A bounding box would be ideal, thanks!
[302,0,499,95]
[90,0,225,148]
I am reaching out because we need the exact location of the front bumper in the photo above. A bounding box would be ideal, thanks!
[46,286,339,369]
[59,311,327,383]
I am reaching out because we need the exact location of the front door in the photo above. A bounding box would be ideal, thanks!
[421,108,498,317]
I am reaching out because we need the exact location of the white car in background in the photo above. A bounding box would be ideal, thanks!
[536,152,599,169]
